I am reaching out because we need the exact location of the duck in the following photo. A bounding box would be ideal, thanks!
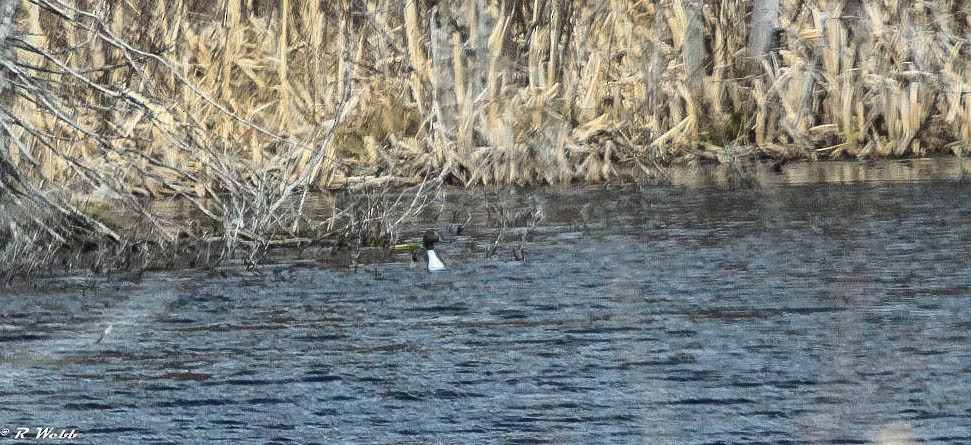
[423,229,446,271]
[395,229,448,271]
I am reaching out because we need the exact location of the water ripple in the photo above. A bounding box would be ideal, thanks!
[4,181,971,443]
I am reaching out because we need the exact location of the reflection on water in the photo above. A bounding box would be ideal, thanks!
[2,162,971,444]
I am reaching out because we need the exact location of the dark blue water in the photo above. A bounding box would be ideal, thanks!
[2,178,970,444]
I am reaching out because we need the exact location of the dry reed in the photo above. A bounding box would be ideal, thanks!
[3,0,971,276]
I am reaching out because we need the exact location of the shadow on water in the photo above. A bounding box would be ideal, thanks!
[2,159,971,443]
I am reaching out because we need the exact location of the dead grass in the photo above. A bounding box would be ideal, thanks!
[11,0,971,188]
[4,0,971,276]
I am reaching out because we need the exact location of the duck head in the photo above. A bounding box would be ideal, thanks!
[422,229,441,250]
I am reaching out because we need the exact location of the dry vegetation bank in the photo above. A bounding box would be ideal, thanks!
[2,0,971,276]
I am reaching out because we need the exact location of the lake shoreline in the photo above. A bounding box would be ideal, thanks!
[3,156,970,283]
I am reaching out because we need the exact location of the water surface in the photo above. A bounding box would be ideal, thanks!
[2,164,971,444]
